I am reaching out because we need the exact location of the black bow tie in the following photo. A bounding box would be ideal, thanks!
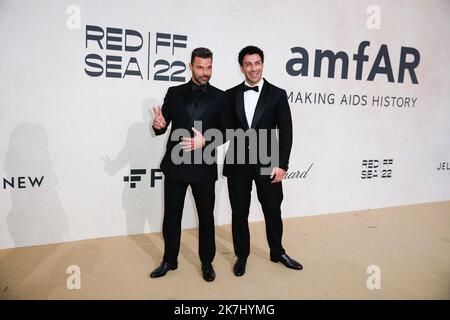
[192,83,207,92]
[243,84,259,92]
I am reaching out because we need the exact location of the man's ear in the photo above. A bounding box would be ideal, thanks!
[239,65,244,74]
[189,63,193,72]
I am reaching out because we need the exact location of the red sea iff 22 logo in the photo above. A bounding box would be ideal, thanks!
[84,25,188,82]
[361,159,393,179]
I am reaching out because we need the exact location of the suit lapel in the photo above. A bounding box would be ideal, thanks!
[235,82,249,130]
[180,81,208,124]
[250,79,269,129]
[190,89,210,123]
[182,82,195,118]
[186,100,195,117]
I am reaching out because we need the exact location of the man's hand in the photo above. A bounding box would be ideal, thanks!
[152,106,167,130]
[179,127,206,152]
[270,167,286,183]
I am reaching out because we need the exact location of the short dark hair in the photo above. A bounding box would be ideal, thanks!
[238,46,264,66]
[191,47,213,64]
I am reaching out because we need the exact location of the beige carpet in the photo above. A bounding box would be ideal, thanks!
[0,201,449,300]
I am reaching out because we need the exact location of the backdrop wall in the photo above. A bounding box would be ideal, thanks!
[1,0,449,249]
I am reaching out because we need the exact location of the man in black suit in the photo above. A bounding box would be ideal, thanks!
[224,46,303,276]
[150,47,227,282]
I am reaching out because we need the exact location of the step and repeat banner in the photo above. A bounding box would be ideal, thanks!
[0,0,449,249]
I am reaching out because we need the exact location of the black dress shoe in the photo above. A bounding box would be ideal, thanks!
[233,258,247,277]
[270,253,303,270]
[150,261,178,278]
[201,263,216,282]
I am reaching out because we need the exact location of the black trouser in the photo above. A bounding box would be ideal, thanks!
[162,178,216,264]
[227,176,285,259]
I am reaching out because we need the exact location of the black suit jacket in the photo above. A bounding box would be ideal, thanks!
[223,79,293,180]
[154,80,227,183]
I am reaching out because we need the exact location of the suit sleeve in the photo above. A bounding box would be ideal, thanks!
[213,91,234,148]
[277,90,293,171]
[219,92,234,138]
[152,87,172,136]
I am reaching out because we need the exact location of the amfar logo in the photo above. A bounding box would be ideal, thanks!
[286,41,420,84]
[3,176,45,189]
[123,169,162,188]
[361,159,393,180]
[84,25,188,81]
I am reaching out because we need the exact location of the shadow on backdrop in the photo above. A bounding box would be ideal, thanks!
[1,121,68,297]
[102,98,165,262]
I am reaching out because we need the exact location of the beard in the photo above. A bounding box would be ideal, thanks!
[193,73,210,85]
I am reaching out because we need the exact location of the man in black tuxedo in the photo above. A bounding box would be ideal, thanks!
[224,46,303,276]
[150,47,227,282]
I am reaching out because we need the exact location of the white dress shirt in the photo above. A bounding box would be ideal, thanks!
[243,79,264,128]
